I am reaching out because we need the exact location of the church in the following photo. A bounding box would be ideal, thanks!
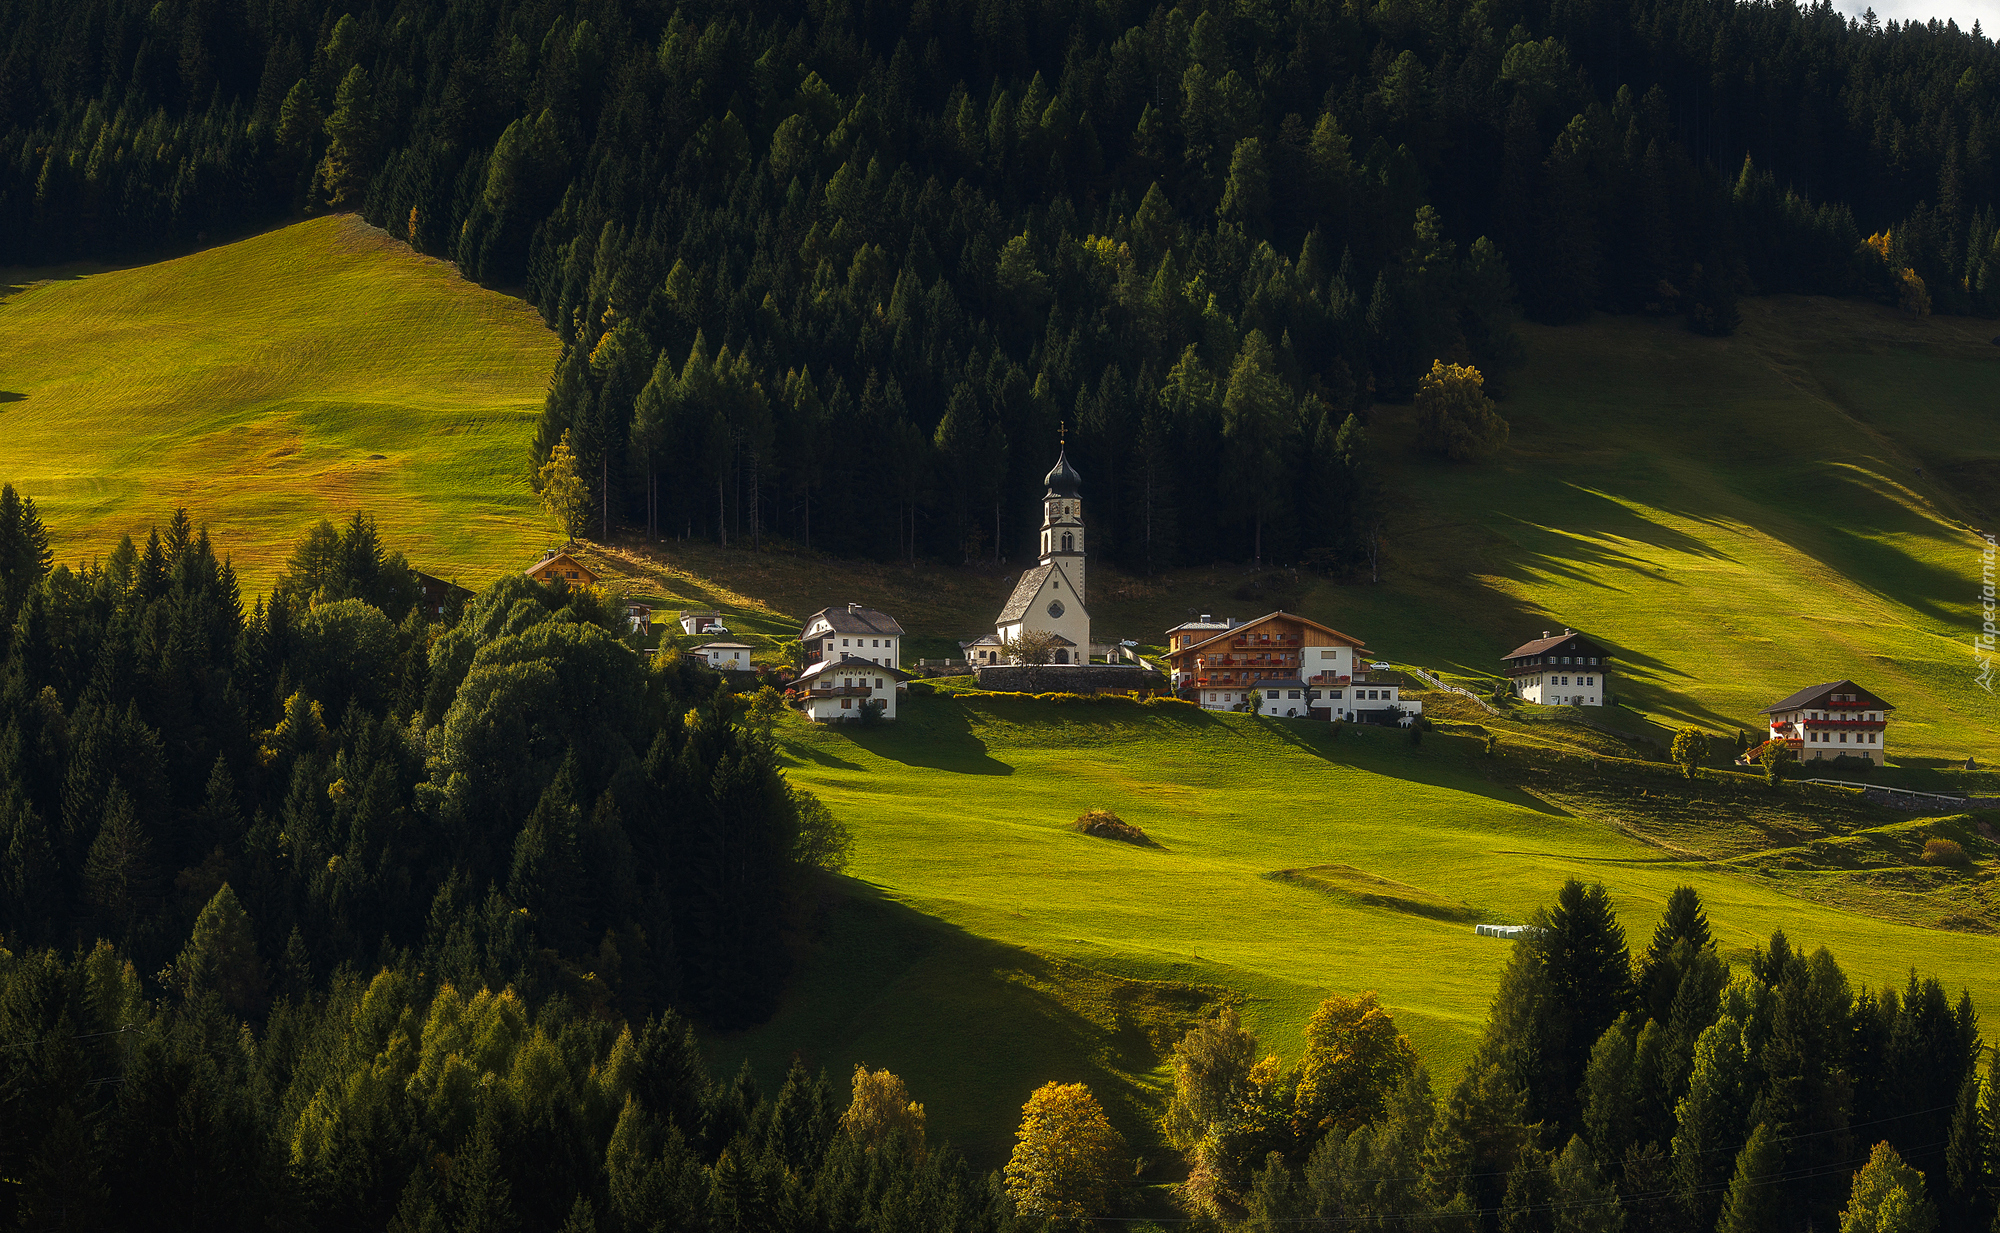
[989,447,1092,663]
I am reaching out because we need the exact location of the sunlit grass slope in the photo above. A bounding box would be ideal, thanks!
[0,215,560,594]
[719,695,2000,1163]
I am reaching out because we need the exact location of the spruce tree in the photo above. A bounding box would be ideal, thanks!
[1716,1122,1783,1233]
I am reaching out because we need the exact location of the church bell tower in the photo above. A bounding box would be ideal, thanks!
[1039,440,1085,606]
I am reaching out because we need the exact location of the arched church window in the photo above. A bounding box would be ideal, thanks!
[1062,532,1073,552]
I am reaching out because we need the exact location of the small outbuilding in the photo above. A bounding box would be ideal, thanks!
[679,609,726,636]
[624,602,654,636]
[693,641,755,670]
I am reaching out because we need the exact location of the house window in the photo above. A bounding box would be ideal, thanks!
[1840,733,1847,743]
[876,679,884,688]
[1288,691,1300,699]
[843,639,851,646]
[842,698,852,709]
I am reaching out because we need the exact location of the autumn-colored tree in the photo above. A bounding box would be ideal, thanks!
[1163,1008,1260,1153]
[840,1065,926,1157]
[538,430,591,544]
[1840,1141,1938,1233]
[1005,1081,1129,1221]
[1414,360,1509,461]
[1291,990,1418,1137]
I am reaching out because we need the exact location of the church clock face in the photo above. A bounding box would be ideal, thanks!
[1047,600,1065,618]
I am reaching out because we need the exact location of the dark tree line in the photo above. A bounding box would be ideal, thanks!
[0,486,832,1030]
[1,0,1997,567]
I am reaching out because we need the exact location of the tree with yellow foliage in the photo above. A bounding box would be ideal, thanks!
[536,430,591,545]
[1004,1081,1129,1221]
[839,1065,926,1157]
[1291,990,1419,1138]
[1414,360,1509,461]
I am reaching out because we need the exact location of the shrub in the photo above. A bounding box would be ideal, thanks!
[1142,695,1198,708]
[1073,809,1158,847]
[1921,838,1971,869]
[1414,360,1509,460]
[855,698,886,726]
[1485,735,1500,757]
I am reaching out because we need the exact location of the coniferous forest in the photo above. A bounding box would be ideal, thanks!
[2,0,1997,567]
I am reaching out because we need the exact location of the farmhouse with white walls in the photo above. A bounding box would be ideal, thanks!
[1501,629,1611,706]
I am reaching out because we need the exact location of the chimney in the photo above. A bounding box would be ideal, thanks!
[848,602,860,613]
[1564,628,1573,636]
[1542,630,1549,638]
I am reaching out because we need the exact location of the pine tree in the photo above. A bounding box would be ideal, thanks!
[317,65,381,206]
[172,884,268,1016]
[1716,1122,1783,1233]
[83,782,160,942]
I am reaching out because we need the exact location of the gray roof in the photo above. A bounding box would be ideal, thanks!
[997,562,1087,624]
[805,604,906,636]
[1502,630,1609,660]
[695,641,754,650]
[997,563,1056,623]
[797,654,915,685]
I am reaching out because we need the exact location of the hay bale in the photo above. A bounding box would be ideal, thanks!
[1072,808,1159,848]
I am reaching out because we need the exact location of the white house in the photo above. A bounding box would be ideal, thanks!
[993,449,1092,661]
[1501,629,1611,706]
[625,602,654,636]
[1759,679,1893,766]
[1254,671,1419,723]
[802,603,904,668]
[679,609,726,636]
[795,655,913,722]
[693,641,754,670]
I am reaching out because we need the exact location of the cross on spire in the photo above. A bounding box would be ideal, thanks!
[1058,421,1066,447]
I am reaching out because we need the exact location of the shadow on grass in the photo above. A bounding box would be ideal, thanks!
[834,695,1013,775]
[1247,714,1576,817]
[779,738,863,771]
[706,878,1221,1171]
[0,392,22,403]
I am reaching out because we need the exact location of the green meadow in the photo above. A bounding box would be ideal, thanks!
[0,216,560,595]
[7,222,1998,1166]
[719,694,2000,1164]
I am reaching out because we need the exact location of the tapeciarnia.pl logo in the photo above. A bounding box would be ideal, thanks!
[1979,532,1997,694]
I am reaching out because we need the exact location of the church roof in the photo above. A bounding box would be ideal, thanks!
[1043,449,1081,498]
[997,564,1056,623]
[996,561,1088,625]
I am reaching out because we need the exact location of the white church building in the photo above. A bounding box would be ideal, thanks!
[992,449,1093,661]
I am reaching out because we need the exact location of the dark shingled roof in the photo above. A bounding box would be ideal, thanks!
[804,604,906,636]
[1758,680,1895,715]
[997,563,1063,623]
[1501,630,1609,660]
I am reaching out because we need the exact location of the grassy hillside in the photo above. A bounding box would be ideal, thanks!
[0,215,560,594]
[584,297,1999,766]
[712,692,2000,1166]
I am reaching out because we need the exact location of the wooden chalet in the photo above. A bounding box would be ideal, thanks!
[1163,611,1369,712]
[526,551,598,588]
